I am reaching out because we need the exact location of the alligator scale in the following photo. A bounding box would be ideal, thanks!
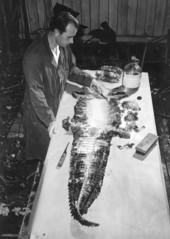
[62,88,141,227]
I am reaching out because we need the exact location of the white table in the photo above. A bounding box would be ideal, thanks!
[26,72,170,239]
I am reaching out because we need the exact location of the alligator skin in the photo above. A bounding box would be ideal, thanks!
[63,89,141,227]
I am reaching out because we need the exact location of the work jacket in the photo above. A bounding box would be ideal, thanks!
[23,33,92,161]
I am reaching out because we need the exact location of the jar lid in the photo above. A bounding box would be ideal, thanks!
[131,56,140,63]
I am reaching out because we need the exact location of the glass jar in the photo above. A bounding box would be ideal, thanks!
[122,56,142,95]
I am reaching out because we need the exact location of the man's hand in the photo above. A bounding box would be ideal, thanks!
[90,78,109,98]
[48,120,58,138]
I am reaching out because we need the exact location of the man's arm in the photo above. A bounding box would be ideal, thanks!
[23,54,56,128]
[66,47,109,97]
[66,46,93,87]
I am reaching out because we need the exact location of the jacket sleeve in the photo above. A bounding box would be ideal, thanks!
[67,46,93,87]
[23,54,55,127]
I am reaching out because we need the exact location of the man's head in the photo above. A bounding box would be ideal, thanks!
[49,12,79,47]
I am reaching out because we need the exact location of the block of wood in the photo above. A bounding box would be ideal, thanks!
[135,133,158,154]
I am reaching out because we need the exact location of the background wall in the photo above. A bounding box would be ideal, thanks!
[24,0,170,40]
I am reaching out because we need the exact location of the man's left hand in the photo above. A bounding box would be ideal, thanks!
[48,120,58,138]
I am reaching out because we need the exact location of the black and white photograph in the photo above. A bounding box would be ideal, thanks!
[0,0,170,238]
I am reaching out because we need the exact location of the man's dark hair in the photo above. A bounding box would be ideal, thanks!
[49,11,79,33]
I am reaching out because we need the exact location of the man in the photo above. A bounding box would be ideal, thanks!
[23,12,106,162]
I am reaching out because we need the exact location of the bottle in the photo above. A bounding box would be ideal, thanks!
[122,56,142,95]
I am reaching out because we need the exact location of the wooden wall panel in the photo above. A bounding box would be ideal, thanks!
[135,0,147,36]
[163,0,170,35]
[44,0,53,26]
[26,0,40,32]
[108,0,118,32]
[51,0,58,7]
[36,0,46,29]
[25,0,170,40]
[56,0,63,5]
[117,0,128,35]
[99,0,109,24]
[72,0,82,22]
[153,0,167,36]
[81,0,90,34]
[145,0,157,36]
[63,0,72,9]
[127,0,137,35]
[19,3,25,38]
[90,0,100,30]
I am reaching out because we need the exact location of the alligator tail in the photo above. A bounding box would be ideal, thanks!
[71,204,99,227]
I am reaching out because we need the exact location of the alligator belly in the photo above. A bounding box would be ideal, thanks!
[63,92,141,227]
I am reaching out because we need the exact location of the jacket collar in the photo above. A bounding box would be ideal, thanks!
[43,33,64,68]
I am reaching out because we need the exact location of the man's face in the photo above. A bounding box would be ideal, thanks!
[54,23,77,47]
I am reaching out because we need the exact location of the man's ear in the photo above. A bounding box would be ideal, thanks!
[54,29,60,36]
